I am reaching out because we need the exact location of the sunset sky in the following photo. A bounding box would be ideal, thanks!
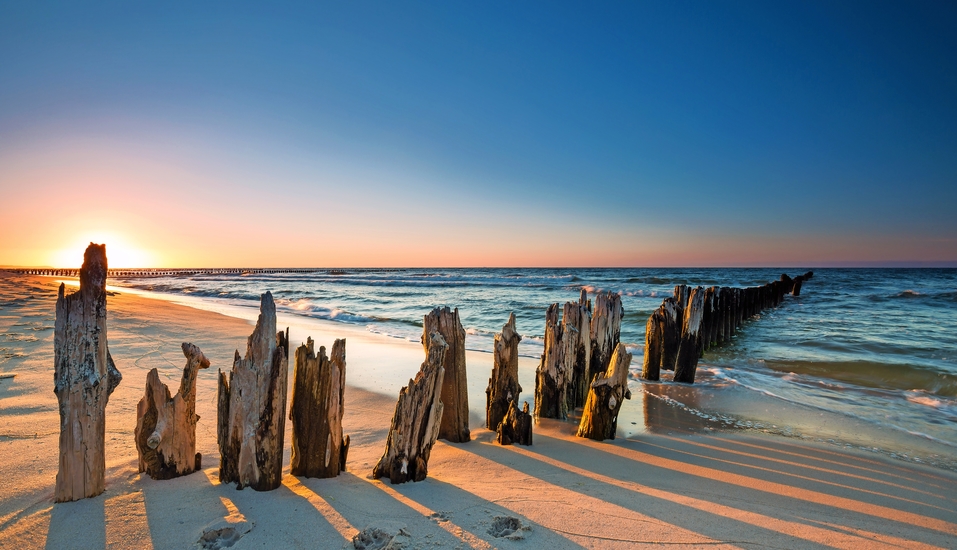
[1,2,955,267]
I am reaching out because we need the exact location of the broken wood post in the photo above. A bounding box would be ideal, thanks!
[135,343,209,480]
[534,304,567,419]
[486,313,522,432]
[217,292,289,491]
[577,343,632,441]
[54,243,122,502]
[674,287,704,384]
[373,333,447,484]
[792,275,805,296]
[289,338,349,479]
[641,309,662,381]
[496,400,532,446]
[565,289,592,410]
[659,297,682,371]
[424,307,470,443]
[589,291,623,381]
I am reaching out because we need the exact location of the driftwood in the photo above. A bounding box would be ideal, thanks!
[589,291,623,381]
[564,290,592,410]
[373,333,447,484]
[577,343,632,441]
[135,343,209,480]
[534,304,567,419]
[424,307,470,443]
[53,243,122,502]
[496,400,532,446]
[217,292,289,491]
[486,313,522,431]
[289,338,349,479]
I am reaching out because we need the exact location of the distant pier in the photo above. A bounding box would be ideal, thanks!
[1,267,364,278]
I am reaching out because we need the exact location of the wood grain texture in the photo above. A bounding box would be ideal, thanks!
[217,292,289,491]
[289,338,349,478]
[135,343,209,480]
[54,243,122,502]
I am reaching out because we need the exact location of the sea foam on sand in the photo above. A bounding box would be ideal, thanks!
[2,272,957,549]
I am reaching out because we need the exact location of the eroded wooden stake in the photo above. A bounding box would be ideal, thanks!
[135,343,209,480]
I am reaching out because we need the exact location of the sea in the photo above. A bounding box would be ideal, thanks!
[109,268,957,469]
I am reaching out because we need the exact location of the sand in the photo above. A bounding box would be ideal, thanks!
[1,272,956,549]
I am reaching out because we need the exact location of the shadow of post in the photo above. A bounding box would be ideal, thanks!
[45,496,106,550]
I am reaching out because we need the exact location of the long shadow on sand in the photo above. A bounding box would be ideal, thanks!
[45,496,106,549]
[454,431,957,549]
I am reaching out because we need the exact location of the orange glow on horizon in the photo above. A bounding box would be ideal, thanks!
[49,232,158,268]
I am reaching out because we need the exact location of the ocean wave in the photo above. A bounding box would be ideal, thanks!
[761,359,957,397]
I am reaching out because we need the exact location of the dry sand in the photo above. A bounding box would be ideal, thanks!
[1,272,956,549]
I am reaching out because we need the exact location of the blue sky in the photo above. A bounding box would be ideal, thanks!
[1,1,955,267]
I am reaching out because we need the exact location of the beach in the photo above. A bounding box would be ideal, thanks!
[2,271,957,549]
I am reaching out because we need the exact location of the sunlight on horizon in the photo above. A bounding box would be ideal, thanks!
[50,233,157,268]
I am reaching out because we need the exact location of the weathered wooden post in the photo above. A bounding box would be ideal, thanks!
[577,344,632,441]
[54,243,122,502]
[289,338,349,479]
[496,400,532,446]
[486,313,522,431]
[135,343,209,480]
[373,333,447,484]
[589,291,623,381]
[217,292,289,491]
[534,304,567,419]
[565,290,592,410]
[641,309,662,381]
[792,275,805,296]
[660,297,682,371]
[424,307,470,443]
[674,287,704,383]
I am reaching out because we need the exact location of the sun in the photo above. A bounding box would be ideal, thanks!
[50,232,156,268]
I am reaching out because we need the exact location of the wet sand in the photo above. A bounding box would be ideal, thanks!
[2,272,956,549]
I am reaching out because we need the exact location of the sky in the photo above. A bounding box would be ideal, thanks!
[1,1,955,268]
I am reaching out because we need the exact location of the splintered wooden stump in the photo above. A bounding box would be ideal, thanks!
[674,287,704,384]
[792,275,805,296]
[659,298,682,370]
[217,292,289,491]
[534,304,567,419]
[486,313,522,432]
[54,243,122,502]
[135,343,210,480]
[577,344,632,441]
[565,289,592,410]
[424,307,470,443]
[496,400,532,446]
[589,291,623,381]
[373,332,447,484]
[289,338,349,479]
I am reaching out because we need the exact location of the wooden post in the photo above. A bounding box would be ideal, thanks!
[486,313,522,432]
[792,275,805,296]
[659,298,682,371]
[54,243,122,502]
[534,304,567,419]
[217,292,289,491]
[577,344,632,441]
[641,309,662,381]
[373,333,447,484]
[424,307,470,443]
[135,343,209,480]
[496,400,532,446]
[289,338,349,479]
[565,290,592,410]
[589,291,623,382]
[674,287,704,384]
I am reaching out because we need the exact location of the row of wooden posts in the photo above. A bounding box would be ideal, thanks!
[641,272,813,384]
[52,243,811,502]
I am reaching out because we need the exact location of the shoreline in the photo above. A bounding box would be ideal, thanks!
[46,272,957,472]
[2,272,957,548]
